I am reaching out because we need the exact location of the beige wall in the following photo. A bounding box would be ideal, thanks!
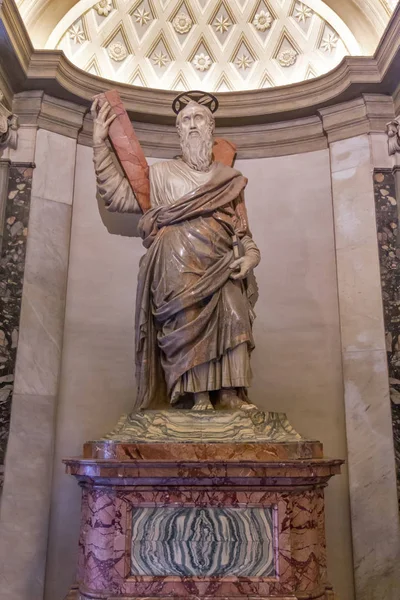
[44,145,354,599]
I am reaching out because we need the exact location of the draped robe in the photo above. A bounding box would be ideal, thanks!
[93,143,260,409]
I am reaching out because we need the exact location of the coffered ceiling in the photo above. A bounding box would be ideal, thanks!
[15,0,398,92]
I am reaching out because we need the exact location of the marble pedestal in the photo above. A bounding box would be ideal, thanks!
[65,411,342,600]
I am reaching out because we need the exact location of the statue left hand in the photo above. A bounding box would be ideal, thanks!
[229,255,258,280]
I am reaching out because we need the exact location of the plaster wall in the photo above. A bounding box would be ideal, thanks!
[44,145,354,599]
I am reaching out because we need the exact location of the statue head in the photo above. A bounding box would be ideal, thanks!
[176,101,214,172]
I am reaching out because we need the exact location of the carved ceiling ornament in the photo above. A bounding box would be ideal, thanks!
[53,0,355,92]
[152,50,169,67]
[133,7,151,26]
[235,53,252,70]
[193,53,212,71]
[214,15,231,34]
[277,48,297,66]
[172,13,193,34]
[294,3,312,22]
[108,41,127,61]
[321,32,338,52]
[0,91,18,150]
[253,10,272,31]
[68,23,85,44]
[387,119,400,155]
[94,0,113,17]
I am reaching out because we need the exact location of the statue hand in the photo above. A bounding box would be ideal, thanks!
[91,97,117,145]
[229,256,257,280]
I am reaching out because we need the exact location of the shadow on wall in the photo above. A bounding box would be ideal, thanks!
[97,195,141,237]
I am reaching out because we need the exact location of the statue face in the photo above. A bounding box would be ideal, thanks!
[177,102,214,172]
[179,104,211,139]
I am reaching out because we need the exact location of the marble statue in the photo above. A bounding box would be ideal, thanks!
[91,93,260,413]
[0,90,18,150]
[387,118,400,155]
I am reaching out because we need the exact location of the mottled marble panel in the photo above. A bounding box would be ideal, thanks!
[0,165,32,463]
[130,506,275,577]
[13,195,71,396]
[374,169,400,503]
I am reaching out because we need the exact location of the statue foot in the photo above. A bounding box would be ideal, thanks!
[192,392,214,411]
[219,389,257,411]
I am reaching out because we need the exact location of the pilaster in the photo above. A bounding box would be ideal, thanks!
[320,97,400,600]
[0,91,85,600]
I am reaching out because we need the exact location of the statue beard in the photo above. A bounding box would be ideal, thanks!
[180,129,213,172]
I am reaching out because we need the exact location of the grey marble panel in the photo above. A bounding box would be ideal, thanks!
[131,506,275,577]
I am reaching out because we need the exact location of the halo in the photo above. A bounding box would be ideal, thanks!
[172,90,219,115]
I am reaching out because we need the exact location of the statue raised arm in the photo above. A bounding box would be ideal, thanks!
[91,93,150,213]
[92,91,260,412]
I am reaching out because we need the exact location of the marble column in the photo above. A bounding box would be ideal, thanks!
[0,96,85,600]
[328,133,400,600]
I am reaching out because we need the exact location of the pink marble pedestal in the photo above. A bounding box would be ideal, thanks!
[65,435,342,600]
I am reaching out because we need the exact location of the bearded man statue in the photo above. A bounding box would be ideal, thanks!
[91,96,261,412]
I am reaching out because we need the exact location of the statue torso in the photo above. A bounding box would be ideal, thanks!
[149,159,218,207]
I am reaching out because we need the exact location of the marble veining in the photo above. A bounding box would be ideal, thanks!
[103,409,307,443]
[0,165,32,464]
[374,169,400,504]
[130,506,275,577]
[71,483,331,598]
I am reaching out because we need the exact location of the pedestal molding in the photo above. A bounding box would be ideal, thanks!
[66,443,342,600]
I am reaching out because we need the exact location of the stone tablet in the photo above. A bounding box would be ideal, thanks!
[213,137,237,167]
[99,89,151,212]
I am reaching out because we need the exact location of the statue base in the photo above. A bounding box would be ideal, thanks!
[65,411,342,600]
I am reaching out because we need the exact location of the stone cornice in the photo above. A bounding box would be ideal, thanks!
[79,113,327,159]
[13,91,86,139]
[7,89,396,159]
[1,0,400,127]
[37,93,86,139]
[319,94,395,143]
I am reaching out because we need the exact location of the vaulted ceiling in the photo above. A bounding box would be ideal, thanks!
[16,0,398,92]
